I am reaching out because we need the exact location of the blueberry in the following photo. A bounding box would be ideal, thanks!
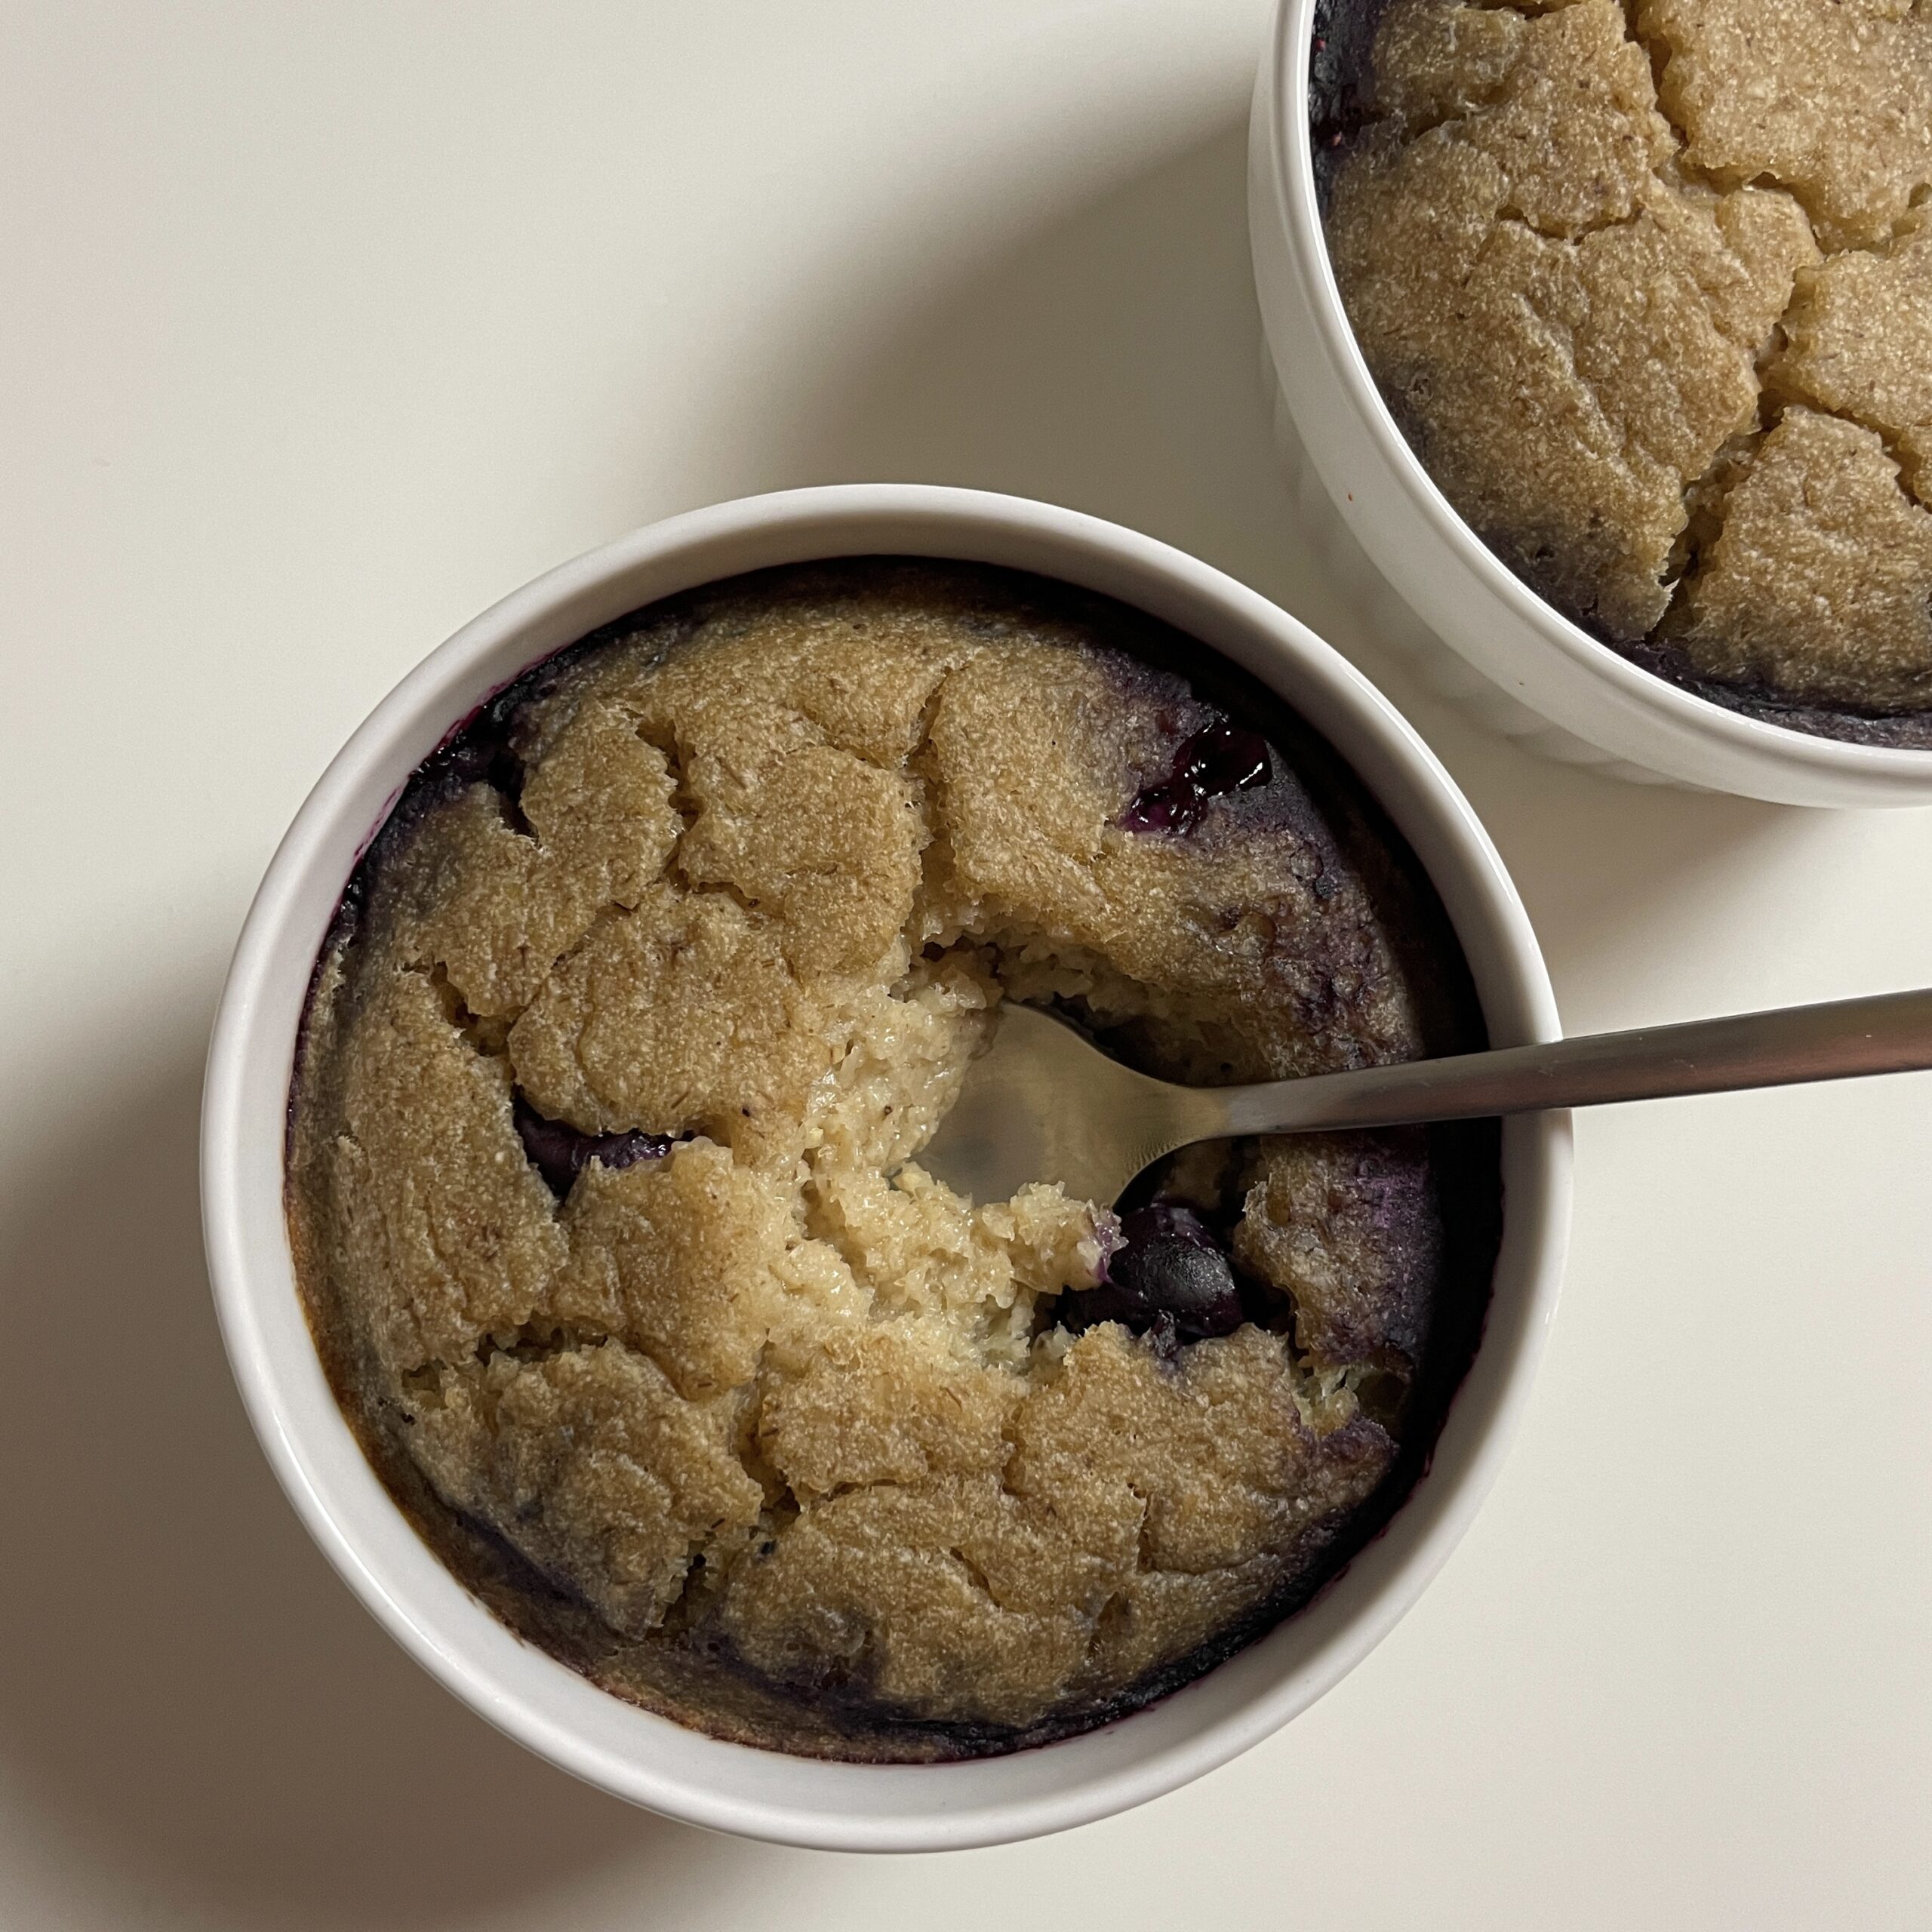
[1061,1204,1244,1343]
[1122,720,1272,836]
[514,1100,670,1198]
[1180,722,1271,795]
[1119,787,1189,835]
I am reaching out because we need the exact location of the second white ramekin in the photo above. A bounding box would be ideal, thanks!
[1249,0,1932,807]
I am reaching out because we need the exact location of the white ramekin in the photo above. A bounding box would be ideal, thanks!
[201,485,1569,1851]
[1248,0,1932,808]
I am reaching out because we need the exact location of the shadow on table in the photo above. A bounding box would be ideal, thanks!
[0,988,738,1927]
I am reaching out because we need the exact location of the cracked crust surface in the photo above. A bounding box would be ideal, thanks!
[1323,0,1932,728]
[288,560,1499,1759]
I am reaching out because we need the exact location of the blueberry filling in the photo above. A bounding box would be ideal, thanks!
[513,1099,671,1198]
[1060,1204,1245,1344]
[444,721,521,797]
[1122,721,1271,835]
[427,701,535,835]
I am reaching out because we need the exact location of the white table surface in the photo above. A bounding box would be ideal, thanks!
[4,3,1928,1925]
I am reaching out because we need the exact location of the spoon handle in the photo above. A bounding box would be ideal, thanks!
[1210,987,1932,1137]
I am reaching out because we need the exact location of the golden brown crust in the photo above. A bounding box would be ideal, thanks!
[287,561,1497,1758]
[506,881,835,1155]
[1235,1131,1441,1373]
[1640,0,1932,253]
[1669,408,1932,706]
[1326,0,1932,717]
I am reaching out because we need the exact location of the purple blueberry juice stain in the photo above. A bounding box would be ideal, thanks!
[1062,1204,1244,1343]
[514,1100,671,1198]
[442,721,525,801]
[1122,720,1272,835]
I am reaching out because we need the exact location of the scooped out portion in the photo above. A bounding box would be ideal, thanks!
[288,558,1500,1760]
[1320,0,1932,740]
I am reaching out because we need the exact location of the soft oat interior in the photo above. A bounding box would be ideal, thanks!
[1327,0,1932,714]
[288,562,1466,1752]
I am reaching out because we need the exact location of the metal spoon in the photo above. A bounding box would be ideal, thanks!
[915,989,1932,1207]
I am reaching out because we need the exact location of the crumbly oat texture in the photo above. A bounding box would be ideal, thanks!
[1324,0,1932,724]
[289,561,1496,1759]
